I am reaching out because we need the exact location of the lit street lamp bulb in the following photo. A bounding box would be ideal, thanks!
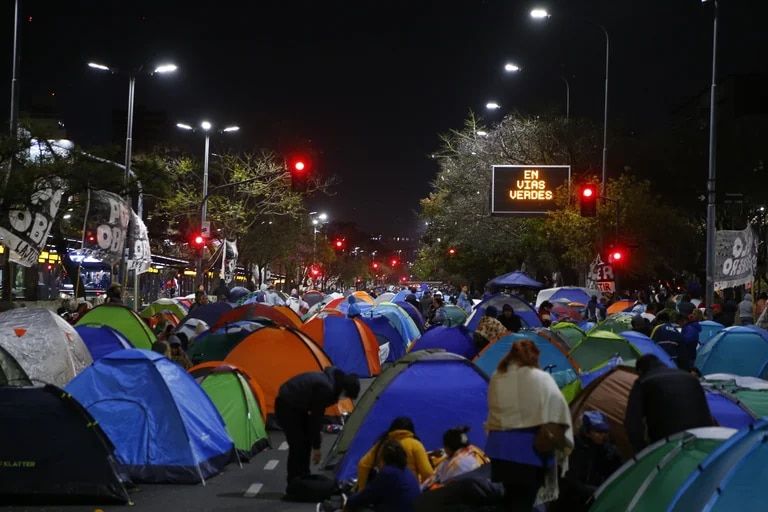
[154,63,178,74]
[504,63,521,72]
[200,121,212,131]
[486,102,501,110]
[176,123,193,130]
[87,62,110,71]
[222,125,239,132]
[476,130,488,137]
[530,8,550,19]
[318,213,328,221]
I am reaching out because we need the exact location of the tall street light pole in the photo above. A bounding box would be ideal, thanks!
[705,0,719,316]
[531,8,609,190]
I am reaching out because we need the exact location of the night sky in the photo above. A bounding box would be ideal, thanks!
[0,1,766,235]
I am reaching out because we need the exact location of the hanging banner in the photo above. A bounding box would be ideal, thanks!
[587,254,615,293]
[715,225,758,291]
[205,239,239,282]
[0,178,65,267]
[82,190,130,265]
[126,210,152,274]
[225,239,239,281]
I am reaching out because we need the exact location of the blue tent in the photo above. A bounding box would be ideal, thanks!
[66,349,235,484]
[364,303,421,344]
[361,315,409,363]
[699,320,725,345]
[75,325,133,361]
[549,287,593,305]
[696,326,768,377]
[669,419,768,511]
[705,390,756,430]
[618,331,677,368]
[332,351,488,483]
[466,294,542,332]
[409,325,477,359]
[475,332,576,377]
[392,290,412,303]
[394,300,426,333]
[303,316,380,377]
[487,271,543,289]
[183,302,233,327]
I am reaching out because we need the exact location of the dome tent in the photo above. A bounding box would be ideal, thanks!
[66,349,236,484]
[410,325,477,359]
[75,325,133,361]
[301,316,381,377]
[695,326,768,378]
[76,304,155,350]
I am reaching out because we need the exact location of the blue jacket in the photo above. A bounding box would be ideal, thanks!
[346,465,420,512]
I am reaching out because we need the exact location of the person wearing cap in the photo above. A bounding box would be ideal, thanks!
[498,304,522,333]
[275,367,360,489]
[168,335,193,370]
[551,411,622,512]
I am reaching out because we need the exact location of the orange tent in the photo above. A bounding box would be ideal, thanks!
[607,299,635,315]
[323,297,345,311]
[301,316,381,377]
[188,361,268,422]
[352,291,375,304]
[212,303,295,330]
[145,311,181,330]
[224,325,353,416]
[273,305,303,328]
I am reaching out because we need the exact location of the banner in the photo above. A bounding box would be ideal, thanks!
[587,254,615,293]
[205,239,239,282]
[0,178,65,267]
[715,226,758,291]
[126,210,152,274]
[82,190,130,265]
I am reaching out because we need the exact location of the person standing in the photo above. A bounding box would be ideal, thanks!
[275,367,360,487]
[457,286,473,314]
[624,354,713,453]
[737,293,754,325]
[485,340,573,510]
[105,284,124,305]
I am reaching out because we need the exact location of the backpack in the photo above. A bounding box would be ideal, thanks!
[285,474,337,503]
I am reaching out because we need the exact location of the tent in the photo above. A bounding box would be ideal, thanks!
[394,300,426,333]
[175,317,209,345]
[273,305,304,328]
[0,344,31,386]
[184,302,233,326]
[591,427,736,512]
[466,293,542,332]
[66,349,235,484]
[374,292,395,304]
[144,310,181,331]
[695,326,768,377]
[669,419,768,512]
[352,290,376,304]
[569,330,675,372]
[0,385,130,504]
[441,304,469,327]
[595,312,635,334]
[189,363,269,459]
[303,290,325,307]
[392,289,413,303]
[551,322,587,348]
[536,287,600,308]
[702,374,768,427]
[331,351,489,482]
[360,314,409,363]
[607,299,635,315]
[224,325,352,416]
[302,316,381,377]
[0,308,93,387]
[486,270,543,289]
[75,325,134,361]
[187,325,256,364]
[474,331,581,401]
[211,303,296,330]
[410,325,477,359]
[140,298,188,322]
[76,304,156,350]
[367,303,422,343]
[699,320,725,345]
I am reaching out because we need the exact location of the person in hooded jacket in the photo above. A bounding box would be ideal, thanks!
[275,367,360,486]
[497,303,522,333]
[357,416,434,490]
[737,293,754,325]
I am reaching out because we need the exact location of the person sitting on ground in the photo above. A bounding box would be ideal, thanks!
[473,306,508,352]
[151,340,170,357]
[168,335,193,370]
[421,426,489,491]
[357,417,434,490]
[625,354,713,453]
[551,411,622,512]
[346,440,421,512]
[498,303,522,333]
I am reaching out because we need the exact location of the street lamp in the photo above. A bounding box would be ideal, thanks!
[531,7,609,190]
[309,211,329,262]
[504,62,522,73]
[476,130,488,137]
[486,102,501,110]
[703,0,719,317]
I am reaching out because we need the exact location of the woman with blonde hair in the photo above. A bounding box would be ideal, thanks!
[485,339,573,510]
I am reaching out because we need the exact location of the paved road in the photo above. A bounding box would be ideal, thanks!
[5,430,338,512]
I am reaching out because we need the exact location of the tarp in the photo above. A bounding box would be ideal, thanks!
[211,303,295,330]
[76,304,156,350]
[75,325,133,361]
[0,308,92,387]
[486,270,543,289]
[301,316,381,377]
[224,326,352,416]
[0,385,130,504]
[669,418,768,512]
[189,363,269,459]
[591,427,735,512]
[466,293,542,332]
[410,325,478,359]
[695,326,768,377]
[66,349,235,484]
[332,351,489,482]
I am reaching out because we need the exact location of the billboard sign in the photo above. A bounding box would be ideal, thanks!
[491,165,571,216]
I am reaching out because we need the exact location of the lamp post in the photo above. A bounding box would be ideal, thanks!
[530,8,609,190]
[704,0,719,317]
[309,211,329,262]
[503,61,571,120]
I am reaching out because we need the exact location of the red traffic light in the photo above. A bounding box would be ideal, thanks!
[579,185,598,217]
[390,259,398,267]
[310,266,321,277]
[582,187,594,198]
[193,234,205,246]
[334,238,345,250]
[372,262,379,270]
[294,161,305,172]
[608,248,627,265]
[448,247,456,256]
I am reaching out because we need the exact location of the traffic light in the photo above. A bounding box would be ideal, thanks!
[288,156,311,191]
[333,238,346,251]
[579,184,598,217]
[448,247,457,256]
[372,262,379,270]
[310,265,321,277]
[608,247,627,265]
[390,258,398,267]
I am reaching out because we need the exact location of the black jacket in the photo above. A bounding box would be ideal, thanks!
[277,367,343,448]
[553,436,622,511]
[498,313,521,333]
[625,364,713,452]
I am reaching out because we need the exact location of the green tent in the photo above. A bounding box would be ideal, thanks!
[190,364,269,459]
[76,304,156,350]
[591,427,736,512]
[703,374,768,417]
[550,322,587,348]
[188,329,253,364]
[140,299,187,321]
[569,330,641,371]
[441,304,468,327]
[593,312,635,335]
